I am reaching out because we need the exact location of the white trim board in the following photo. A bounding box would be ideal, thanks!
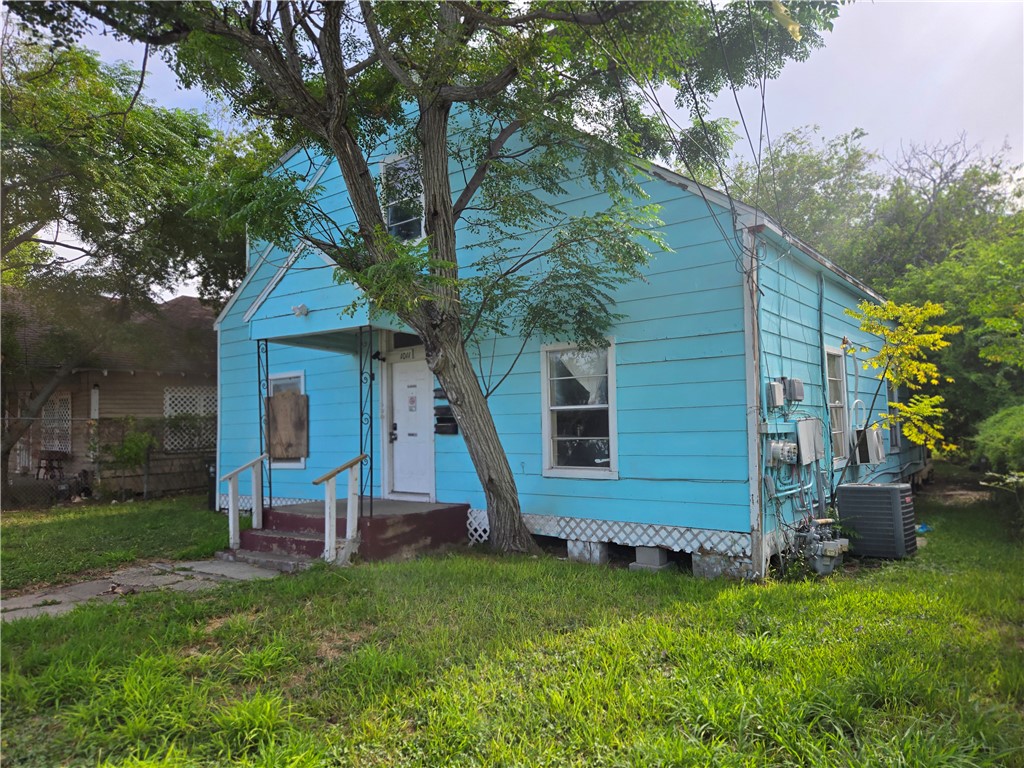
[213,159,332,329]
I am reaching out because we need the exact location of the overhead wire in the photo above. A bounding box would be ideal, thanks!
[579,11,752,275]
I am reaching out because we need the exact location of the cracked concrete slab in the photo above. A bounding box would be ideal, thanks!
[1,558,279,622]
[173,560,278,581]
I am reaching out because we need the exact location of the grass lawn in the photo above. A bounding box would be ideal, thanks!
[1,496,234,594]
[1,493,1022,767]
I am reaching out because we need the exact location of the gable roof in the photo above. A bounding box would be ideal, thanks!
[218,134,884,328]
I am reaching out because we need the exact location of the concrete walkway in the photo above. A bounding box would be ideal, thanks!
[1,560,279,622]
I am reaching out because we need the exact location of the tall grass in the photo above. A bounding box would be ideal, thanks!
[2,496,1021,767]
[1,496,236,592]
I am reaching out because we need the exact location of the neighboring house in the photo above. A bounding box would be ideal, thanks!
[215,137,927,577]
[3,295,217,499]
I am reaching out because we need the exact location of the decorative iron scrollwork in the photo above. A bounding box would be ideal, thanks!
[256,339,271,512]
[358,326,375,517]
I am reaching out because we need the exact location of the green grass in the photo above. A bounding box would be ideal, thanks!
[1,496,234,593]
[1,495,1022,767]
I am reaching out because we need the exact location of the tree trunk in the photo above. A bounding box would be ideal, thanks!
[425,323,539,553]
[415,99,538,553]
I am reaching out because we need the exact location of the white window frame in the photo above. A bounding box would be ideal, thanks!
[541,341,618,480]
[268,370,306,470]
[825,347,849,468]
[887,383,901,453]
[381,155,424,242]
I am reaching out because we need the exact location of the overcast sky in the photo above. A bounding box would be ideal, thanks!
[85,1,1024,165]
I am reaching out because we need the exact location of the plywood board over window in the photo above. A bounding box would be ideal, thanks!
[266,391,308,460]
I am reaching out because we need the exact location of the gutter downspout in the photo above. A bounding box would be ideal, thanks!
[743,226,764,579]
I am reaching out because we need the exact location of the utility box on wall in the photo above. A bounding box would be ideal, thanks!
[836,483,917,559]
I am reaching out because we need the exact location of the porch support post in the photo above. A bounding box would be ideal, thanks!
[347,463,359,541]
[228,474,240,549]
[324,476,337,562]
[251,462,263,529]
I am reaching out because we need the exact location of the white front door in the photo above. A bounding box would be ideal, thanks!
[388,347,435,497]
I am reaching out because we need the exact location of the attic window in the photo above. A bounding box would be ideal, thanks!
[382,156,423,241]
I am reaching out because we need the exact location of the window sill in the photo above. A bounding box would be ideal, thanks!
[543,467,619,480]
[271,459,306,470]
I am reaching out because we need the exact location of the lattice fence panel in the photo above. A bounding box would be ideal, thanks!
[164,386,217,452]
[40,393,72,453]
[467,508,490,545]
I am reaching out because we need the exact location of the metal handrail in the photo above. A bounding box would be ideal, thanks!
[221,454,268,549]
[313,453,367,564]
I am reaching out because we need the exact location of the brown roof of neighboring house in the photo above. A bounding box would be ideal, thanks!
[1,292,216,376]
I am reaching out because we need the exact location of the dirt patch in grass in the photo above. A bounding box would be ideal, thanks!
[924,487,993,505]
[315,626,373,660]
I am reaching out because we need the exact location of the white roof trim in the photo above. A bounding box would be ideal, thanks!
[242,244,307,323]
[213,240,277,328]
[240,244,344,323]
[213,160,331,329]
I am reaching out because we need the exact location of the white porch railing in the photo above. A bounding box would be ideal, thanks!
[312,454,367,564]
[220,454,268,549]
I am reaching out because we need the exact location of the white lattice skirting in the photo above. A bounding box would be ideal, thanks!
[521,513,752,558]
[216,494,315,512]
[466,508,490,545]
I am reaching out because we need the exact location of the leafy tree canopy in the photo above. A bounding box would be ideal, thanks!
[729,125,883,259]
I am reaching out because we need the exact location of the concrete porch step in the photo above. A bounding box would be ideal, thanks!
[263,506,347,535]
[216,548,316,573]
[240,528,335,558]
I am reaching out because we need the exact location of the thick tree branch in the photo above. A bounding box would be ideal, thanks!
[359,1,419,91]
[452,119,522,221]
[451,1,638,28]
[1,222,46,258]
[317,1,349,129]
[439,60,518,102]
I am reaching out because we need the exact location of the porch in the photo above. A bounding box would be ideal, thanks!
[240,497,470,563]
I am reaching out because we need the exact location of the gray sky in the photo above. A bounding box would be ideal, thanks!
[711,0,1024,165]
[85,1,1024,165]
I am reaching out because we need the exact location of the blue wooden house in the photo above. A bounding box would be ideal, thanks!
[214,137,926,578]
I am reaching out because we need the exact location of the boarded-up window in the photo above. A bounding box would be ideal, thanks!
[267,374,307,466]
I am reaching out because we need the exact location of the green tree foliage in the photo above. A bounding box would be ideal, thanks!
[12,1,841,550]
[846,137,1018,288]
[730,126,883,259]
[0,29,293,485]
[974,404,1024,473]
[1,30,232,296]
[845,300,961,454]
[892,212,1024,439]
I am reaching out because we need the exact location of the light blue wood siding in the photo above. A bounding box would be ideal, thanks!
[756,233,905,535]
